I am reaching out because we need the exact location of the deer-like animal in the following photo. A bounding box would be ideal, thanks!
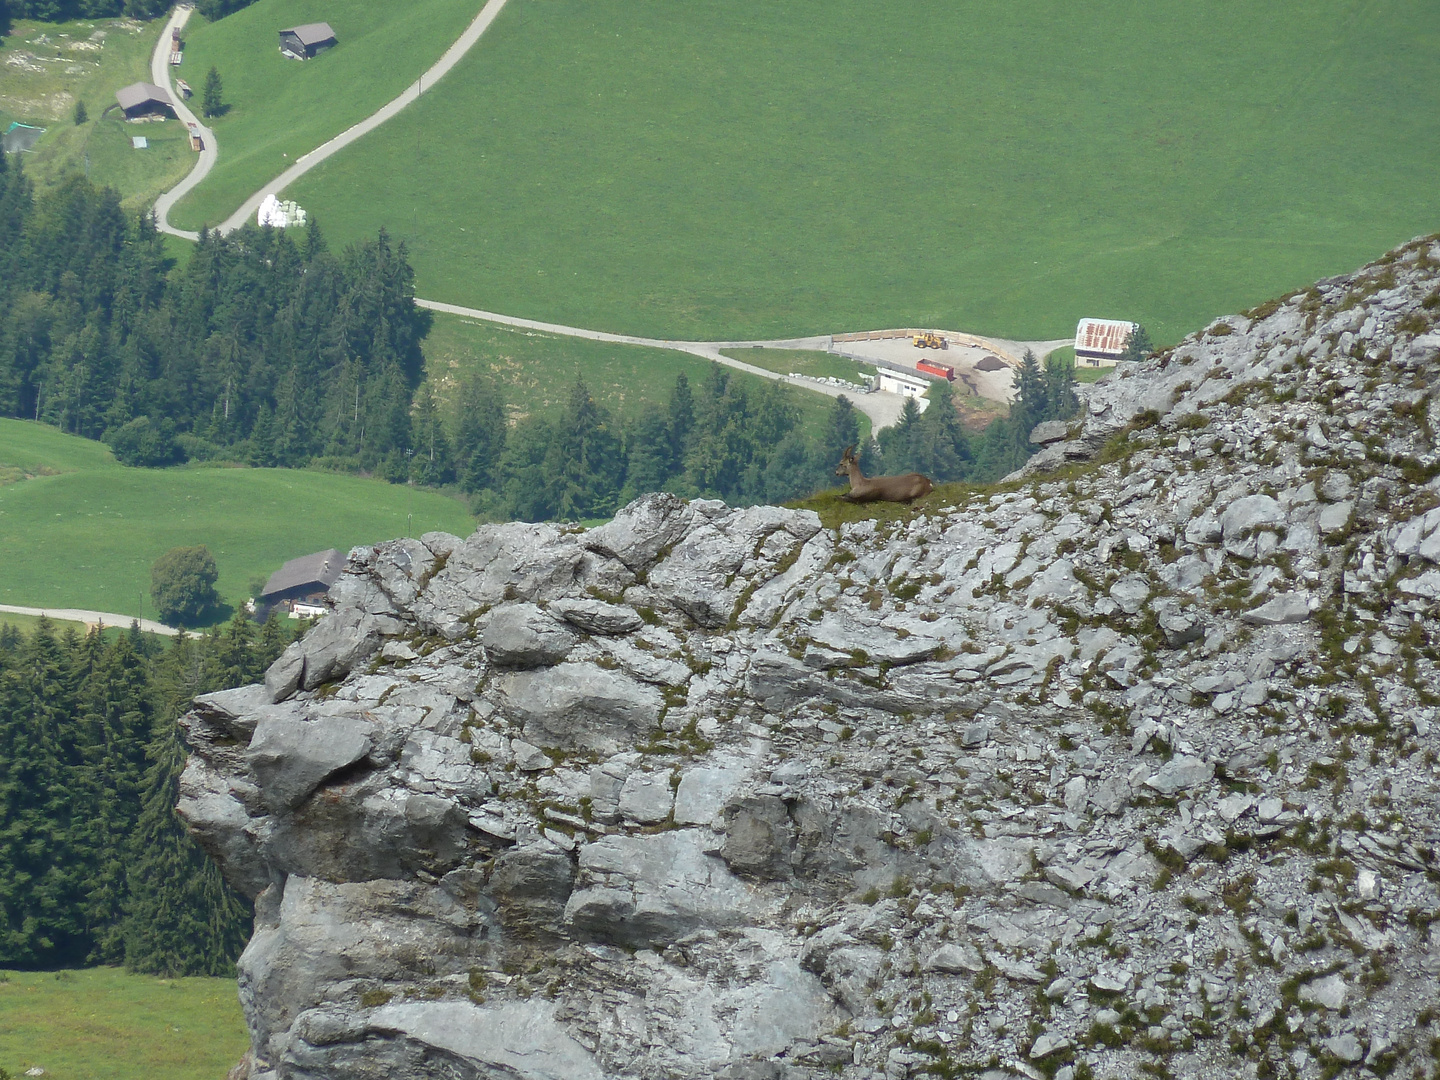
[834,446,933,503]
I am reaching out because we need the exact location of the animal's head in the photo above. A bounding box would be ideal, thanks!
[834,445,856,476]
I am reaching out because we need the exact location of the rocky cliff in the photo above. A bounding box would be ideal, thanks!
[183,235,1440,1080]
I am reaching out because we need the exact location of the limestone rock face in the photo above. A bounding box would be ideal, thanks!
[181,238,1440,1080]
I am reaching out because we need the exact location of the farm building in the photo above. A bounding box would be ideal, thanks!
[877,369,932,406]
[115,83,176,120]
[256,548,347,619]
[280,22,338,60]
[1075,318,1139,366]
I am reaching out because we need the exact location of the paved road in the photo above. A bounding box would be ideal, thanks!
[0,605,184,637]
[214,0,513,235]
[151,6,217,240]
[413,298,910,431]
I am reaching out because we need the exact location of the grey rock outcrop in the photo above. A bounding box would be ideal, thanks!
[181,238,1440,1080]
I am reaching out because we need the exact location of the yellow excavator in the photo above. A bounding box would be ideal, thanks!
[912,332,948,350]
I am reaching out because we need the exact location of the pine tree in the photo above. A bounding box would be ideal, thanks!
[549,377,619,521]
[824,394,862,469]
[667,373,695,465]
[454,375,506,495]
[409,381,455,487]
[0,622,87,966]
[911,379,972,481]
[201,66,224,119]
[1120,323,1152,363]
[120,724,250,976]
[73,633,155,962]
[1042,351,1079,423]
[620,403,674,503]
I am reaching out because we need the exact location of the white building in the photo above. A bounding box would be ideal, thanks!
[1075,318,1138,367]
[877,370,931,411]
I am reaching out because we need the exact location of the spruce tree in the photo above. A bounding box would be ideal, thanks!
[911,380,972,481]
[620,404,675,503]
[0,622,87,966]
[454,375,506,495]
[121,724,250,976]
[201,66,224,119]
[1120,323,1153,363]
[409,381,454,487]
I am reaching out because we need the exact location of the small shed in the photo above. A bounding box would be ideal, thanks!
[256,548,347,619]
[280,22,338,60]
[115,82,175,120]
[1075,318,1138,367]
[877,369,932,402]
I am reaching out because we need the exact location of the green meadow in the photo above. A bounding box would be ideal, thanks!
[422,314,852,441]
[167,0,480,231]
[285,0,1440,345]
[0,15,191,208]
[0,420,474,621]
[721,348,873,385]
[0,967,247,1080]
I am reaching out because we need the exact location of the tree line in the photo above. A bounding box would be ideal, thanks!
[0,612,301,974]
[0,155,432,479]
[433,347,1079,521]
[1,0,252,24]
[0,151,1079,515]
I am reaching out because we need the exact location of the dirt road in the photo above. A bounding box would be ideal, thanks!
[151,6,216,241]
[0,605,184,637]
[413,299,911,431]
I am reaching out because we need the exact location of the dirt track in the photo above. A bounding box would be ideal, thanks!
[0,604,184,637]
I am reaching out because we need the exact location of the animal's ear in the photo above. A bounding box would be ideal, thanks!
[844,445,855,460]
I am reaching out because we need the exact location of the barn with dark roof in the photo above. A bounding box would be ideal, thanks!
[280,22,338,60]
[115,83,176,120]
[256,548,347,618]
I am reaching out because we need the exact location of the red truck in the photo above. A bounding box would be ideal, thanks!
[916,359,956,381]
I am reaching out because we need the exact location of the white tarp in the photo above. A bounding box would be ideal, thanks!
[257,193,308,228]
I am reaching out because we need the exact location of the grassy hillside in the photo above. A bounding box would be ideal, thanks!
[423,314,857,442]
[0,420,474,621]
[0,16,192,208]
[287,0,1440,345]
[0,967,247,1080]
[167,0,480,231]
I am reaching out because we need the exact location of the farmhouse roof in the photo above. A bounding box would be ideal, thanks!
[115,82,173,111]
[261,548,348,599]
[283,22,337,46]
[1075,318,1138,356]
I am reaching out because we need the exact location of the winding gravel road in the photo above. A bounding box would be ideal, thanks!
[414,299,911,430]
[0,605,185,637]
[151,6,216,240]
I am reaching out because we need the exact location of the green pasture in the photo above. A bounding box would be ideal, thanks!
[722,348,872,385]
[167,0,480,231]
[0,15,192,208]
[423,314,848,440]
[0,967,247,1080]
[287,0,1440,345]
[0,420,474,621]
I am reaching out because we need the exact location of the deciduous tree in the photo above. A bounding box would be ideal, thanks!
[150,546,221,627]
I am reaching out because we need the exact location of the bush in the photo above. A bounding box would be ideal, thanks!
[105,416,187,468]
[150,546,221,627]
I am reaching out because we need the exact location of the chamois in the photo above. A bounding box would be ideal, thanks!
[834,446,932,503]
